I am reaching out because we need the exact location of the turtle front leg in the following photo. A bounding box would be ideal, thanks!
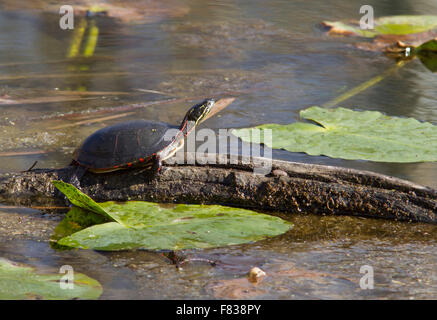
[70,165,87,189]
[152,154,163,175]
[57,165,87,205]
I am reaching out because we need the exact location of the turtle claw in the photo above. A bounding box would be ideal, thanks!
[152,155,163,175]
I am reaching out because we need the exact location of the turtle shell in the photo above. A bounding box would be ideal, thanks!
[73,120,179,172]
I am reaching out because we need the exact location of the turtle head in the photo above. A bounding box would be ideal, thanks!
[183,98,215,126]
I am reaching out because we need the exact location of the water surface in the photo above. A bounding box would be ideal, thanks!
[0,0,436,299]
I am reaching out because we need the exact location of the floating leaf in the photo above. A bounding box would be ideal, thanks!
[417,50,437,72]
[415,38,437,52]
[51,207,110,250]
[415,39,437,72]
[322,15,437,38]
[233,107,437,163]
[0,258,102,300]
[54,183,292,251]
[322,20,378,38]
[58,202,291,251]
[323,16,437,55]
[374,16,437,35]
[52,181,117,222]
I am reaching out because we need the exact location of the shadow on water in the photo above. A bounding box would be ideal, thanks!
[0,0,436,299]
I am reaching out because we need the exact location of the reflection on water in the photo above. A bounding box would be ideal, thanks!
[0,0,436,299]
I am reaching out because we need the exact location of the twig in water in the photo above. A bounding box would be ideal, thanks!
[21,161,38,172]
[49,112,135,130]
[0,150,48,157]
[177,258,217,268]
[323,60,408,108]
[0,96,98,105]
[0,205,70,210]
[133,88,174,96]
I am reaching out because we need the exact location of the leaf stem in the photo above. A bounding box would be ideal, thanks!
[322,60,407,108]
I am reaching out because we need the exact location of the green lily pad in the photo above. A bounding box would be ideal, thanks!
[374,16,437,35]
[323,15,437,38]
[0,258,102,300]
[415,39,437,72]
[52,181,120,223]
[415,38,437,53]
[417,50,437,72]
[53,182,292,251]
[51,206,110,250]
[232,107,437,163]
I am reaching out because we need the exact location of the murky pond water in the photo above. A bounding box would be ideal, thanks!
[0,0,436,299]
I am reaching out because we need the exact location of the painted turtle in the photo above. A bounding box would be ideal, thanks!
[70,98,215,182]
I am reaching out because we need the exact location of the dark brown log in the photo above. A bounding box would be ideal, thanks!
[0,153,435,224]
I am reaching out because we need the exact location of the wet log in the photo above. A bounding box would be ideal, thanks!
[0,153,435,224]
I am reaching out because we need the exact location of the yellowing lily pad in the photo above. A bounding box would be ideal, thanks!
[322,15,437,38]
[53,181,292,251]
[232,107,437,163]
[0,258,102,300]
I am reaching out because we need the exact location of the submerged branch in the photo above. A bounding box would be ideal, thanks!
[0,154,435,224]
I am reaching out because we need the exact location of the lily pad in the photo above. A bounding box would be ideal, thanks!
[415,39,437,72]
[323,16,437,54]
[322,15,437,38]
[53,182,292,251]
[416,38,437,52]
[51,206,110,250]
[52,181,117,222]
[232,107,437,163]
[0,258,102,300]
